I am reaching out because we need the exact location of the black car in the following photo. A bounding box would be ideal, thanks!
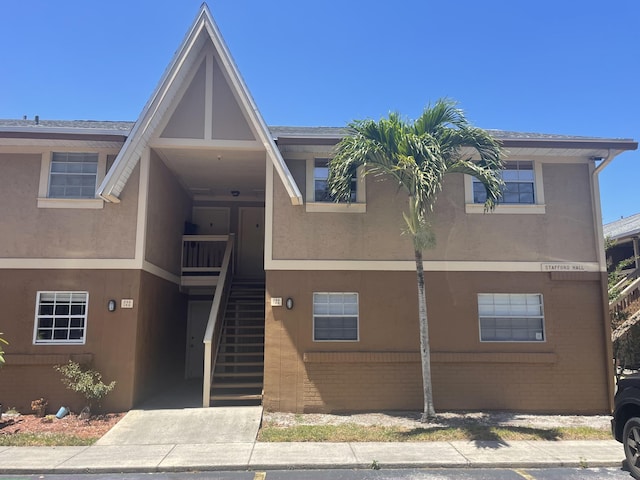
[613,374,640,478]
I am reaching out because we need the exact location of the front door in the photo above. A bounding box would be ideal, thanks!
[185,300,212,379]
[237,207,265,278]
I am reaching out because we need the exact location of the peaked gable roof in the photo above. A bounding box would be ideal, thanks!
[97,3,302,205]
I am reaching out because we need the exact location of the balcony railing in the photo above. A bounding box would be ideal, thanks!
[181,235,229,287]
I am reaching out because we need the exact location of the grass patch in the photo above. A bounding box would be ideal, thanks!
[258,422,610,442]
[0,433,97,446]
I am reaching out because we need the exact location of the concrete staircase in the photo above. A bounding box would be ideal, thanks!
[210,280,265,406]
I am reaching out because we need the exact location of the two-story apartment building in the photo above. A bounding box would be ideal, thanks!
[0,4,636,414]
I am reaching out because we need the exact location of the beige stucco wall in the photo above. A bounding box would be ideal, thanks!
[264,270,610,413]
[144,150,192,275]
[211,52,255,141]
[159,42,255,142]
[272,159,598,263]
[0,153,138,259]
[0,269,141,413]
[161,60,207,139]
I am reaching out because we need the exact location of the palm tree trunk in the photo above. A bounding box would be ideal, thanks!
[415,249,436,422]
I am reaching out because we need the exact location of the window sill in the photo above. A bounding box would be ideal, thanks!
[37,197,104,209]
[465,203,546,215]
[305,202,366,213]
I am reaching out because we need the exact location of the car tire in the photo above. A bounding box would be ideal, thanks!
[624,417,640,479]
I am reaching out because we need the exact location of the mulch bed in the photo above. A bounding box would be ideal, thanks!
[0,412,125,439]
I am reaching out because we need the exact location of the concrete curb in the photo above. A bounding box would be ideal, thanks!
[0,440,625,474]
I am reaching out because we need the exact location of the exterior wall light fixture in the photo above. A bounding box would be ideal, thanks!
[286,297,294,310]
[107,299,117,312]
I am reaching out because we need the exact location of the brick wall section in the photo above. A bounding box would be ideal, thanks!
[301,352,562,413]
[0,269,141,413]
[303,360,422,412]
[264,270,612,414]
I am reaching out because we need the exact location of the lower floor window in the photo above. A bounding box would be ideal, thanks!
[34,291,88,344]
[478,293,544,342]
[313,292,358,341]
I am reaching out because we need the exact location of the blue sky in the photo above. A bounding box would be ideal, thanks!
[1,1,638,224]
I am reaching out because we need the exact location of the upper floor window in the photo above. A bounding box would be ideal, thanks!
[48,152,99,199]
[465,159,545,214]
[304,157,366,213]
[473,160,534,205]
[313,292,359,341]
[478,293,544,342]
[33,291,88,345]
[313,158,356,203]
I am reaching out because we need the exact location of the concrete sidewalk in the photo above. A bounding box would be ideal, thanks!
[0,439,624,474]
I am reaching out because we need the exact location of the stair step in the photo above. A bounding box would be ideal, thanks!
[225,333,264,338]
[208,279,265,407]
[210,393,262,401]
[219,350,264,355]
[223,324,264,329]
[212,382,263,389]
[216,361,264,366]
[225,311,264,315]
[214,372,263,378]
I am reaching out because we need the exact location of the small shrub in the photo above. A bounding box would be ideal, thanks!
[31,398,48,417]
[0,332,8,366]
[54,361,116,412]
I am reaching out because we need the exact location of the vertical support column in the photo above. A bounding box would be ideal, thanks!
[203,341,212,407]
[633,237,639,270]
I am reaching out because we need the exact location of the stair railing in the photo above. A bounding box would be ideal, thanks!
[202,233,235,407]
[611,276,640,315]
[610,274,640,342]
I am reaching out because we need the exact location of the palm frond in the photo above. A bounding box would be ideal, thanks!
[330,98,504,222]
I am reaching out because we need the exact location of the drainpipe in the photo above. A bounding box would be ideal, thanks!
[590,149,616,412]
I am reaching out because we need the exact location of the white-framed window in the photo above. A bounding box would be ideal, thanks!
[37,151,108,209]
[313,292,359,341]
[473,160,535,204]
[33,291,89,345]
[305,158,366,213]
[48,152,99,199]
[313,158,357,203]
[465,160,545,214]
[478,293,545,342]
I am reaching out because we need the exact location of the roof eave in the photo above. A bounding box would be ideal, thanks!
[500,137,638,151]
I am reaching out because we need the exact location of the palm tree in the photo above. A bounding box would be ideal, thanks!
[329,99,504,422]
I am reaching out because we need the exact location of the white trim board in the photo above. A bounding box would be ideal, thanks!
[0,258,181,285]
[265,259,602,273]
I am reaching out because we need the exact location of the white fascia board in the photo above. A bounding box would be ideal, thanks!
[98,7,210,202]
[201,12,303,205]
[0,126,130,136]
[98,4,302,205]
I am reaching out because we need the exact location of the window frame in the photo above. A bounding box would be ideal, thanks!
[477,293,545,343]
[37,151,107,209]
[305,158,366,213]
[465,160,545,214]
[33,291,89,345]
[312,292,359,342]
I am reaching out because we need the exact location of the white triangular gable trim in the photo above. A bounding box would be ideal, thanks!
[97,4,302,205]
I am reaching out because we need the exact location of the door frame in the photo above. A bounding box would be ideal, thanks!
[237,206,265,278]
